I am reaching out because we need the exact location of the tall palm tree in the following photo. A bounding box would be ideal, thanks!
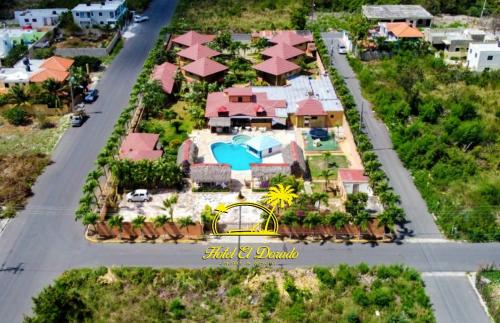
[161,194,178,222]
[83,180,100,209]
[312,192,329,210]
[132,215,146,241]
[262,184,298,232]
[377,209,396,234]
[108,215,124,240]
[82,212,99,234]
[177,216,194,236]
[240,43,250,56]
[153,215,169,240]
[328,211,351,231]
[41,78,67,108]
[8,84,31,108]
[353,211,371,240]
[319,169,334,190]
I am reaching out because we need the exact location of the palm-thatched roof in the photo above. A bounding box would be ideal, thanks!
[250,163,290,179]
[176,139,198,165]
[190,163,231,184]
[282,141,307,178]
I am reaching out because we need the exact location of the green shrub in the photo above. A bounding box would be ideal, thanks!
[3,107,28,126]
[238,310,251,319]
[261,281,280,314]
[169,298,185,319]
[73,56,102,72]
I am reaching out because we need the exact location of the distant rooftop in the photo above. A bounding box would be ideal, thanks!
[362,5,433,20]
[73,0,125,11]
[469,42,500,51]
[252,75,343,114]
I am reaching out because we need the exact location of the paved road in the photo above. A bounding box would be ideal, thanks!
[0,10,497,322]
[0,0,178,321]
[321,32,442,240]
[320,32,494,323]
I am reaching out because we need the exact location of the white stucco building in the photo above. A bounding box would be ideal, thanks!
[0,31,12,60]
[14,8,68,28]
[466,42,500,72]
[337,169,371,199]
[72,0,127,28]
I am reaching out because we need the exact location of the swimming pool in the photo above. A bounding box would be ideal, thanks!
[232,134,251,144]
[211,142,261,171]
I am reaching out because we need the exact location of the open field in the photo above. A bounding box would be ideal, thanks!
[308,155,348,180]
[26,265,434,322]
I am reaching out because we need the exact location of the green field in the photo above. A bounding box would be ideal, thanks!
[26,265,435,322]
[308,155,349,180]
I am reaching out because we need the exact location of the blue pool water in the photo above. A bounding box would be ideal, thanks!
[211,142,261,170]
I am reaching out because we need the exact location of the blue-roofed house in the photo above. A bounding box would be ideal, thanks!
[246,135,282,158]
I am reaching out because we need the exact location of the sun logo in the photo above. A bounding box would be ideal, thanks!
[211,184,298,236]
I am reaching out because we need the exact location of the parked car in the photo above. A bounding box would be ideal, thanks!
[84,89,98,103]
[70,107,88,127]
[126,189,152,202]
[338,41,347,54]
[134,15,149,23]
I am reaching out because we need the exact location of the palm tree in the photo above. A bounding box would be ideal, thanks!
[161,194,178,222]
[353,211,371,240]
[41,78,67,108]
[377,209,396,234]
[82,180,100,209]
[312,192,329,210]
[262,184,298,232]
[328,211,351,231]
[8,84,31,108]
[132,215,146,241]
[240,43,250,56]
[177,216,194,236]
[303,211,323,229]
[379,191,400,207]
[108,215,124,240]
[153,215,169,240]
[82,212,99,234]
[322,152,332,165]
[319,169,334,190]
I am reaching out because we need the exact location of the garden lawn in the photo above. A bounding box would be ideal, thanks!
[308,155,348,180]
[26,265,435,322]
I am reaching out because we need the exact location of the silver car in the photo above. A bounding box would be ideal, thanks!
[126,189,152,202]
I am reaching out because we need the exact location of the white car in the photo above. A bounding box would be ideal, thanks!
[337,41,347,54]
[126,189,152,202]
[134,15,149,23]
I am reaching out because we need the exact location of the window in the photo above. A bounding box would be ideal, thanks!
[99,12,102,16]
[475,53,478,58]
[455,48,460,52]
[110,12,114,18]
[32,18,37,22]
[268,148,272,153]
[52,10,56,14]
[487,55,493,61]
[5,83,9,88]
[100,21,104,24]
[238,97,242,102]
[75,12,79,16]
[330,115,334,118]
[24,18,29,22]
[311,116,318,120]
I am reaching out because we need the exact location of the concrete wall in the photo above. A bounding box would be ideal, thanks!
[54,31,121,58]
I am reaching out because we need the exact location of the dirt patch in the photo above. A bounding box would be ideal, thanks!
[244,268,319,297]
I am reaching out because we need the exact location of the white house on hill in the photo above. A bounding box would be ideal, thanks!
[466,42,500,72]
[72,0,127,27]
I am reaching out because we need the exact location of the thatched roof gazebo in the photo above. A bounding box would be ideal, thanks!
[177,139,198,176]
[282,141,307,178]
[250,163,291,189]
[190,163,231,188]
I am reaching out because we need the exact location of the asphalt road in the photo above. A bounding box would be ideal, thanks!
[321,32,442,240]
[0,0,178,321]
[0,9,497,322]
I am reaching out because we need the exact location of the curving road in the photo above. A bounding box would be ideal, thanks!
[0,6,497,322]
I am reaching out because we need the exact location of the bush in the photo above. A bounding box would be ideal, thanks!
[73,56,102,72]
[32,47,55,59]
[2,107,28,126]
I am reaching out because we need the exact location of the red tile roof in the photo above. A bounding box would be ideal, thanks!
[296,98,326,116]
[30,68,69,82]
[270,30,310,46]
[253,57,300,76]
[338,169,369,183]
[172,31,215,47]
[119,133,162,161]
[386,22,423,38]
[177,44,220,61]
[152,62,177,94]
[206,90,286,118]
[223,87,253,96]
[40,56,74,71]
[183,57,228,77]
[262,43,304,60]
[182,139,192,161]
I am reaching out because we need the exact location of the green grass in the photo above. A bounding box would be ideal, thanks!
[303,133,339,152]
[308,155,348,180]
[26,265,435,322]
[478,270,500,322]
[102,38,124,65]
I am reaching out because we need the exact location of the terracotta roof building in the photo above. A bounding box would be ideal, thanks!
[270,30,311,48]
[261,42,304,61]
[119,133,163,161]
[190,163,231,188]
[253,57,300,86]
[152,62,177,94]
[379,22,424,40]
[205,87,287,132]
[176,139,198,175]
[337,169,371,198]
[182,57,228,83]
[171,30,215,48]
[177,44,220,62]
[29,56,74,83]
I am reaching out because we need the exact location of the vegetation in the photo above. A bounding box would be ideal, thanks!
[2,44,28,68]
[350,52,499,242]
[166,0,307,33]
[73,56,102,72]
[477,268,500,322]
[26,265,434,322]
[308,154,348,180]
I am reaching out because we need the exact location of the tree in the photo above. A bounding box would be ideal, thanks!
[141,81,168,117]
[7,84,31,108]
[152,215,169,240]
[353,209,371,240]
[200,205,215,230]
[319,169,334,190]
[82,212,99,234]
[327,211,351,230]
[303,211,323,229]
[291,7,308,30]
[59,11,81,34]
[345,193,370,240]
[131,215,146,241]
[171,120,183,134]
[252,37,268,52]
[2,106,28,126]
[161,194,178,222]
[41,79,67,108]
[177,216,194,235]
[311,192,329,210]
[108,215,124,240]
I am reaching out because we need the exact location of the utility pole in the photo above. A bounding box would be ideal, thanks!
[69,75,75,112]
[359,101,364,132]
[480,0,487,18]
